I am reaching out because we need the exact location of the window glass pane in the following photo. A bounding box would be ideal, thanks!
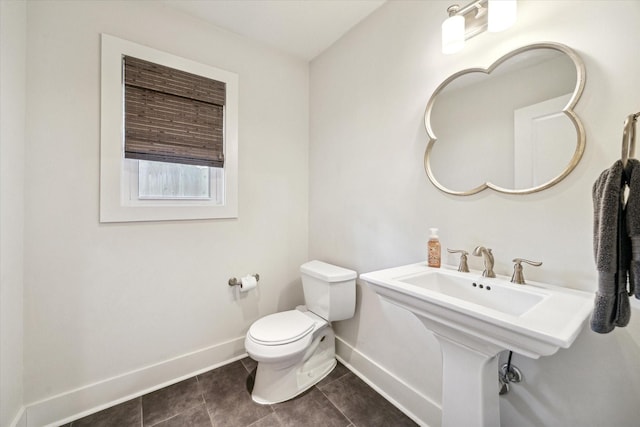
[138,160,211,200]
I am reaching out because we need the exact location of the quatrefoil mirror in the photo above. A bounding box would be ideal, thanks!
[424,42,586,195]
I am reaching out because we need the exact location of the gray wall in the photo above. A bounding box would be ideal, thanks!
[310,1,640,425]
[0,1,26,426]
[22,0,309,418]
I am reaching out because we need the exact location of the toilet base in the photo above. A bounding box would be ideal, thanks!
[251,327,336,404]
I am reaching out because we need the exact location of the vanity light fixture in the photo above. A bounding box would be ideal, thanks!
[441,0,517,54]
[441,5,466,55]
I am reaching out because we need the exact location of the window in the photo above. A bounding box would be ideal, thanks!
[100,34,238,222]
[136,160,215,201]
[125,159,223,204]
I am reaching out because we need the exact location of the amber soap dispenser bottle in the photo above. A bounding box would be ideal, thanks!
[428,228,441,268]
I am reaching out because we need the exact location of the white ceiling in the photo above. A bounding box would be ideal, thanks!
[161,0,387,61]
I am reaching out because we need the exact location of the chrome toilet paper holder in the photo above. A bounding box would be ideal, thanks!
[228,274,260,287]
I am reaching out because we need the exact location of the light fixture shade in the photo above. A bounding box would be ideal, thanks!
[442,14,465,54]
[488,0,517,32]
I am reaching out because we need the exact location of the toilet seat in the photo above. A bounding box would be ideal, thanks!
[249,310,315,345]
[245,309,328,364]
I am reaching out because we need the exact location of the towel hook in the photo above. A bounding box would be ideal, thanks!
[621,112,638,168]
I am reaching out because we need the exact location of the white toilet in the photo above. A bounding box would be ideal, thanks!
[244,260,357,404]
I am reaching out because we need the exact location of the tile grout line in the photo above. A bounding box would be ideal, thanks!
[245,409,280,427]
[319,369,351,390]
[202,389,217,427]
[316,377,357,427]
[144,380,209,427]
[194,375,216,427]
[269,406,285,427]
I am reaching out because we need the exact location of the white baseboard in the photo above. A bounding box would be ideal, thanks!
[9,406,26,427]
[24,336,247,427]
[334,336,441,427]
[22,335,438,427]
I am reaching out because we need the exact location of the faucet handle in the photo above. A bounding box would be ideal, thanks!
[447,249,469,272]
[511,258,542,284]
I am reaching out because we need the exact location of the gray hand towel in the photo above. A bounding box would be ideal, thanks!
[591,160,631,333]
[625,158,640,299]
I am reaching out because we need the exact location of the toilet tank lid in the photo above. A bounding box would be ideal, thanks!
[300,260,357,282]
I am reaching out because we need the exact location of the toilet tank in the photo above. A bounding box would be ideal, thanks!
[300,260,357,321]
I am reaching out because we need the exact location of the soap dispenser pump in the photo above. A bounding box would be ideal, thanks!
[428,228,441,268]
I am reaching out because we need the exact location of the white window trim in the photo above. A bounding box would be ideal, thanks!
[100,34,238,222]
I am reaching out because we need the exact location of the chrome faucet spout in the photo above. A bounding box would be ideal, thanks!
[473,246,496,278]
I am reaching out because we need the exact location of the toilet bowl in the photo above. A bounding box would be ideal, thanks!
[244,261,356,404]
[245,308,336,404]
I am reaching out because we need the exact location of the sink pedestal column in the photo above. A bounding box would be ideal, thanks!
[435,334,502,427]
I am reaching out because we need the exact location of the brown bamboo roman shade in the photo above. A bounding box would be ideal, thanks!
[123,55,226,168]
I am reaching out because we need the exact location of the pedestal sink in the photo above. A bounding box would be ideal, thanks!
[361,263,593,427]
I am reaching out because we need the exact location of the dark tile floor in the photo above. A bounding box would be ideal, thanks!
[60,357,417,427]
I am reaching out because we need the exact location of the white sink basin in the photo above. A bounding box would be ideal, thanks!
[399,269,544,316]
[361,263,594,427]
[361,263,593,359]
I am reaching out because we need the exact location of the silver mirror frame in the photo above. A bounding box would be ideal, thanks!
[424,42,586,196]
